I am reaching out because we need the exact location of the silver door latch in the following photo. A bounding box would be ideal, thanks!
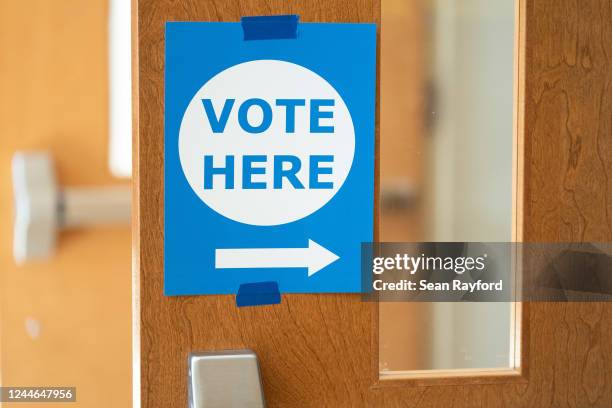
[12,151,131,264]
[189,349,266,408]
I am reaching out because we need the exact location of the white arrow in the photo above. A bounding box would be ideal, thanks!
[215,239,339,277]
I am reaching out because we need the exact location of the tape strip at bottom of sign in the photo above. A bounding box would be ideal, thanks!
[236,281,282,307]
[241,15,299,40]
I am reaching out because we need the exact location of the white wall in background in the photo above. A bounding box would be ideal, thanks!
[108,0,132,178]
[429,0,515,370]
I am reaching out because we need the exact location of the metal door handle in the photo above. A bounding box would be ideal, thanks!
[12,151,131,264]
[189,350,266,408]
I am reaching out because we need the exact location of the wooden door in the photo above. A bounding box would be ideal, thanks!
[134,0,612,406]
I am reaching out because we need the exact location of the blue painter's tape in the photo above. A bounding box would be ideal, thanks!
[241,15,299,40]
[236,281,281,307]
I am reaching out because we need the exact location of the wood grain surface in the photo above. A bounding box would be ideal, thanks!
[134,0,612,406]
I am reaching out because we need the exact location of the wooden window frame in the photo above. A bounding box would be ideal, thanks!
[371,0,528,387]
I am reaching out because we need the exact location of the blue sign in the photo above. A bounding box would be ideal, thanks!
[165,19,376,296]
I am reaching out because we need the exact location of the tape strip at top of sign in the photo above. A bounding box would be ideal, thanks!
[164,15,376,296]
[241,15,299,40]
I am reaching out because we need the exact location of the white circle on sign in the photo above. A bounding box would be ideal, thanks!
[178,60,355,226]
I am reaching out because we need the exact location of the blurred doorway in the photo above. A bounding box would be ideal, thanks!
[0,1,132,406]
